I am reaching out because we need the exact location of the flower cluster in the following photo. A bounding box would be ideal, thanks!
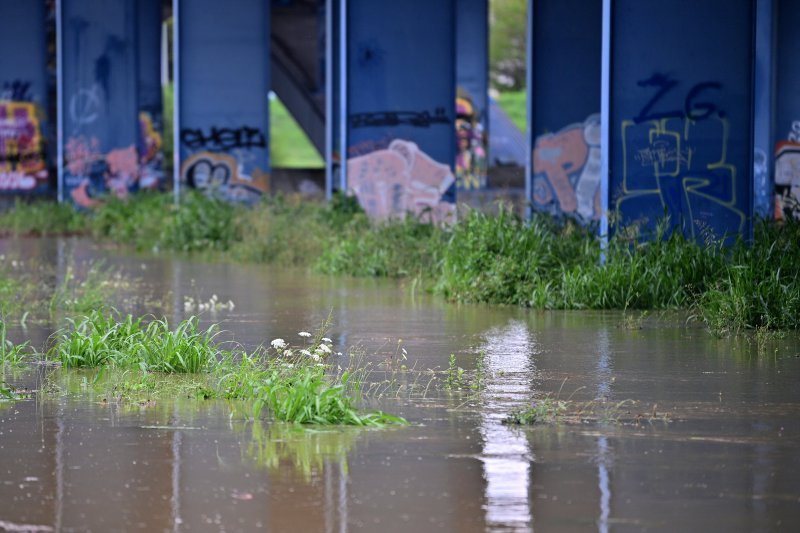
[184,294,235,313]
[268,332,339,363]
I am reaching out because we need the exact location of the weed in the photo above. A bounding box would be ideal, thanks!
[504,397,568,425]
[1,381,19,401]
[0,319,29,366]
[445,354,466,391]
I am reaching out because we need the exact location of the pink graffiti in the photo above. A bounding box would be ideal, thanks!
[65,136,102,176]
[347,139,455,222]
[532,114,601,221]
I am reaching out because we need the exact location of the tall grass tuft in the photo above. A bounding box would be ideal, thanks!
[51,311,219,372]
[138,317,219,373]
[0,319,29,366]
[700,219,800,333]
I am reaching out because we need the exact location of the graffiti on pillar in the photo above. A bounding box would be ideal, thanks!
[1,80,33,102]
[64,83,162,207]
[347,139,456,222]
[532,114,601,222]
[0,100,48,191]
[455,95,487,190]
[773,121,800,220]
[180,125,269,203]
[774,140,800,220]
[138,112,164,189]
[182,152,269,204]
[65,136,145,208]
[614,74,745,240]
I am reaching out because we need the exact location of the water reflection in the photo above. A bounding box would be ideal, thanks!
[595,328,612,533]
[236,420,362,482]
[478,320,537,531]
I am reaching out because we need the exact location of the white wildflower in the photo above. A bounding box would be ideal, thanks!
[300,349,312,357]
[283,349,293,357]
[316,344,332,354]
[310,353,321,362]
[298,331,312,338]
[322,337,333,344]
[270,338,287,350]
[337,352,343,356]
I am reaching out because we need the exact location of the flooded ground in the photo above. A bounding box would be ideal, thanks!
[1,238,799,532]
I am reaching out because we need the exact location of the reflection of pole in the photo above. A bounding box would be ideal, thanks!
[338,459,347,533]
[55,407,64,532]
[597,436,610,533]
[478,321,534,531]
[595,328,612,533]
[171,431,183,532]
[324,460,333,533]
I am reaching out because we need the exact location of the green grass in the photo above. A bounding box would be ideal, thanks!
[45,312,407,426]
[1,320,29,366]
[496,90,526,131]
[2,193,799,334]
[504,398,567,425]
[51,311,219,372]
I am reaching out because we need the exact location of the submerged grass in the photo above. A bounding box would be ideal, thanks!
[2,192,799,333]
[44,312,406,426]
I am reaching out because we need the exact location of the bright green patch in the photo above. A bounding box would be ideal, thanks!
[496,90,526,131]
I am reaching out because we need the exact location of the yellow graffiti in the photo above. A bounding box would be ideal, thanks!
[0,101,46,177]
[617,115,745,240]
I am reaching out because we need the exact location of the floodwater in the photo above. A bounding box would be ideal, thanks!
[1,238,799,532]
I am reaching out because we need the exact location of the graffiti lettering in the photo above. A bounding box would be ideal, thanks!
[788,121,800,143]
[634,73,723,124]
[180,126,266,151]
[617,114,744,240]
[684,81,723,120]
[69,85,101,125]
[634,73,680,123]
[181,151,269,204]
[350,108,450,129]
[0,101,47,190]
[0,80,32,102]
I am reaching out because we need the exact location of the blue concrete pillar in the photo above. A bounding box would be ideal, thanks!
[136,0,165,190]
[774,0,800,220]
[0,0,50,195]
[527,0,602,224]
[58,0,140,207]
[340,0,457,222]
[176,0,270,204]
[456,0,489,190]
[607,0,755,243]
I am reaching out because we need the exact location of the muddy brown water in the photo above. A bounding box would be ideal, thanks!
[1,238,799,532]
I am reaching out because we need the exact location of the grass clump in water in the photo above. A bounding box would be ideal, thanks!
[504,397,568,425]
[51,311,217,372]
[46,312,406,426]
[0,320,29,366]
